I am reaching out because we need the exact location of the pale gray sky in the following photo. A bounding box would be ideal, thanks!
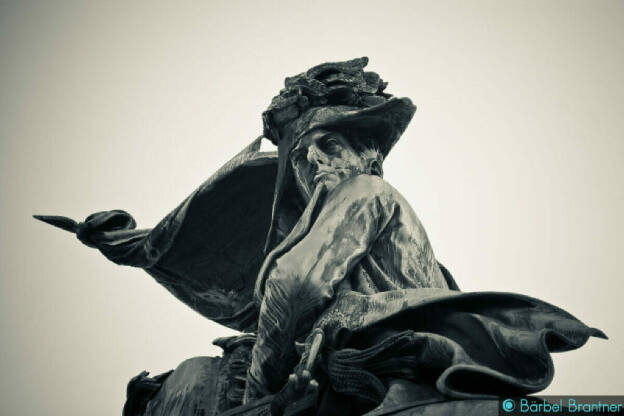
[1,1,622,415]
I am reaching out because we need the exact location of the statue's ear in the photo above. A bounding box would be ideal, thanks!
[368,158,383,177]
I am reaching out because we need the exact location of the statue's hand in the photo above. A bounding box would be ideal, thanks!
[271,329,324,416]
[272,371,319,416]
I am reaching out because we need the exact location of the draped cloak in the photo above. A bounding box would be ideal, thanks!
[37,137,605,408]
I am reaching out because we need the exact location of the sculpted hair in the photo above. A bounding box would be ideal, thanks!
[330,126,384,177]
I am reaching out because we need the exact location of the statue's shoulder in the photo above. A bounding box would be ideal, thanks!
[338,174,397,199]
[336,175,411,213]
[333,175,425,230]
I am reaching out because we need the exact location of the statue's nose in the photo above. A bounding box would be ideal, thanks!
[307,146,327,166]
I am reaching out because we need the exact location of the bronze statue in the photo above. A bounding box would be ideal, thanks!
[36,57,605,416]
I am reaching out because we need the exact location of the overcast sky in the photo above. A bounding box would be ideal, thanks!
[1,1,622,415]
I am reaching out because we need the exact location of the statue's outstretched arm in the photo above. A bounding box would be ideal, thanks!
[34,137,278,332]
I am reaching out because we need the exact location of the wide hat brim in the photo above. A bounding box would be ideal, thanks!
[283,97,416,157]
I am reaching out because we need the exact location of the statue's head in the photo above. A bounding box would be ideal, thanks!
[288,127,383,202]
[262,57,416,248]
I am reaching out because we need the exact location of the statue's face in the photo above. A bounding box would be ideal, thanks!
[289,129,367,202]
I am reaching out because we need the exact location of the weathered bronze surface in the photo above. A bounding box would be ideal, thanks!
[35,57,605,416]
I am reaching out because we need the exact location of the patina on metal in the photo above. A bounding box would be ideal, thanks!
[35,57,605,416]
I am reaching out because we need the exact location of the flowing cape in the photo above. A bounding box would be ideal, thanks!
[36,137,276,331]
[312,289,606,404]
[36,137,605,405]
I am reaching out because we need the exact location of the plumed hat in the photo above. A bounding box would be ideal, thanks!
[262,57,417,252]
[262,57,416,157]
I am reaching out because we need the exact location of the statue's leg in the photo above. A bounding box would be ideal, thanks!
[244,275,324,403]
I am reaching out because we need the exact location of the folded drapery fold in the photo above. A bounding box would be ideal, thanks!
[316,289,605,403]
